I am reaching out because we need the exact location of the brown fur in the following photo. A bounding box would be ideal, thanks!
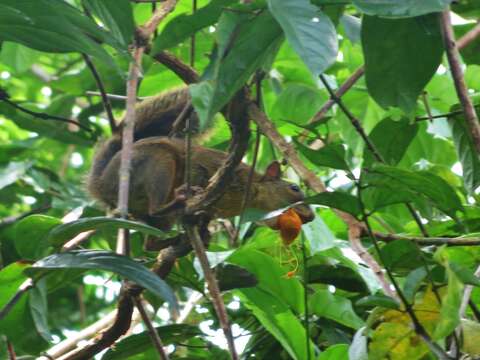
[87,88,314,230]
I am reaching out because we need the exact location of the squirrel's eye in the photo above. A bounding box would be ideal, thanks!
[289,184,300,192]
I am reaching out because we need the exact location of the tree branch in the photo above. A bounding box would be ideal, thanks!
[372,232,480,246]
[82,54,117,133]
[440,10,480,154]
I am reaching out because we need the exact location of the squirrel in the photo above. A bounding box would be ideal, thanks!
[87,88,314,239]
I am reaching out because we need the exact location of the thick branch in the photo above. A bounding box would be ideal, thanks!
[440,10,480,154]
[152,51,200,84]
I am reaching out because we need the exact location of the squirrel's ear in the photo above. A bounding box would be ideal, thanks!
[263,161,282,180]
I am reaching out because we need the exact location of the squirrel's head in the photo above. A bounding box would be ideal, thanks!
[254,161,315,224]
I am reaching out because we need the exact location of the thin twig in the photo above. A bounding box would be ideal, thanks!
[440,10,480,154]
[0,96,92,132]
[307,66,365,128]
[134,297,170,360]
[82,54,117,133]
[185,225,238,360]
[86,91,146,101]
[456,21,480,50]
[373,232,480,246]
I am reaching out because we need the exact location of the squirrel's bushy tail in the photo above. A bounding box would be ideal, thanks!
[88,87,191,188]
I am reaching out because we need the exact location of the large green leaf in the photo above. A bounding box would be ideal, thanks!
[47,217,176,247]
[362,14,443,113]
[0,0,123,66]
[15,215,62,259]
[310,289,365,329]
[305,192,362,217]
[308,264,368,293]
[152,0,235,53]
[271,84,327,125]
[449,113,480,193]
[363,164,464,218]
[83,0,134,47]
[190,11,283,125]
[295,140,350,171]
[364,117,418,167]
[353,0,452,17]
[228,249,304,312]
[0,263,48,354]
[24,250,178,310]
[268,0,338,77]
[237,287,316,360]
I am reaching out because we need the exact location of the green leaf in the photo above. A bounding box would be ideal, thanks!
[271,84,327,125]
[15,215,62,259]
[24,250,178,311]
[0,0,122,67]
[152,0,235,53]
[379,240,423,272]
[295,140,350,171]
[102,324,203,360]
[216,264,258,292]
[29,279,52,342]
[0,42,40,73]
[310,289,365,329]
[308,264,369,293]
[268,0,338,77]
[191,11,283,125]
[403,267,427,303]
[0,161,30,190]
[449,262,480,286]
[237,287,316,360]
[83,0,134,47]
[364,164,464,218]
[0,263,48,354]
[353,0,452,17]
[305,192,361,216]
[47,217,176,247]
[302,215,336,254]
[449,112,480,193]
[364,117,418,167]
[433,265,463,339]
[362,14,443,113]
[319,344,349,360]
[229,249,304,312]
[340,14,361,44]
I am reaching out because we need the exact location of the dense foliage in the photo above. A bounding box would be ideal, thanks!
[1,0,480,359]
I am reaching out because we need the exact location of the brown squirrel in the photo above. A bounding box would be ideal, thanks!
[87,88,314,235]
